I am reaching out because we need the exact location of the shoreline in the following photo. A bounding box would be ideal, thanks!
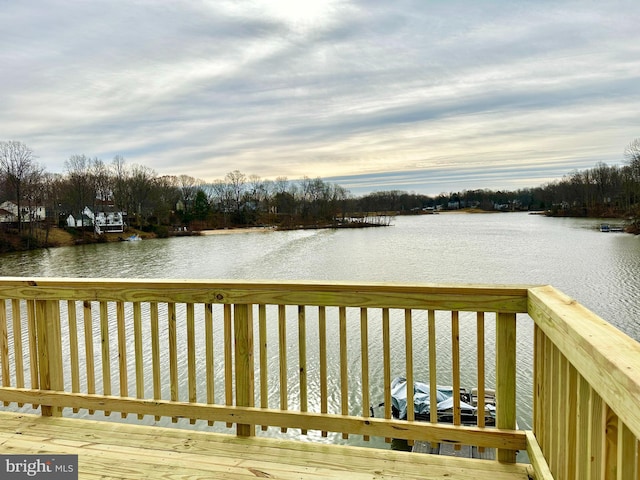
[199,227,275,235]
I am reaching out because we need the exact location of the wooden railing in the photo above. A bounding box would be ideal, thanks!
[528,286,640,479]
[0,278,638,478]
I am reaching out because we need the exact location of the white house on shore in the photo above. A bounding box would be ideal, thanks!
[66,206,125,233]
[0,201,46,223]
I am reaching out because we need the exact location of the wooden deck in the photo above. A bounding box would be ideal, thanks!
[0,412,531,480]
[2,278,640,478]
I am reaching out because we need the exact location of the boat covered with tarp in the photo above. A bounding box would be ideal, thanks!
[387,376,496,426]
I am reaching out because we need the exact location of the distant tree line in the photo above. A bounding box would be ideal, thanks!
[1,138,639,244]
[356,138,640,220]
[0,143,354,237]
[535,138,640,217]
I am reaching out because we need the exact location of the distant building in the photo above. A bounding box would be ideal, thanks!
[0,201,46,223]
[66,206,125,233]
[0,207,14,223]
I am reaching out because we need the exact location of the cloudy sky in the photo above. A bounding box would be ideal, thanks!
[2,1,639,195]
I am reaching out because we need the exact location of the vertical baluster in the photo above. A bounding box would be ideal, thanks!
[168,302,178,423]
[133,302,144,420]
[100,301,111,416]
[428,310,437,423]
[27,300,39,408]
[576,374,591,479]
[605,406,618,479]
[298,305,307,435]
[116,301,128,418]
[543,335,553,465]
[556,353,568,476]
[67,300,80,412]
[405,309,414,423]
[258,304,268,430]
[476,312,486,454]
[618,421,635,479]
[11,300,24,401]
[224,303,233,428]
[205,303,214,426]
[187,303,196,424]
[496,312,517,462]
[566,363,578,477]
[0,299,9,406]
[83,301,95,414]
[382,308,391,443]
[404,309,414,448]
[428,309,439,451]
[451,311,461,427]
[533,324,543,449]
[636,439,639,480]
[319,306,328,437]
[234,303,254,437]
[547,345,563,475]
[50,299,64,414]
[150,302,161,421]
[278,304,287,433]
[589,390,605,479]
[339,306,348,439]
[360,307,370,442]
[451,311,462,451]
[476,312,485,426]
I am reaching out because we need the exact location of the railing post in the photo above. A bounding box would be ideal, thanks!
[496,312,517,462]
[36,299,63,417]
[0,301,9,403]
[234,303,254,437]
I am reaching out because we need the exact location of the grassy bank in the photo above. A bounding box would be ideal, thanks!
[0,226,155,253]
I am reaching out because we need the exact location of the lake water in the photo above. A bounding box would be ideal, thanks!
[2,212,638,338]
[1,212,639,446]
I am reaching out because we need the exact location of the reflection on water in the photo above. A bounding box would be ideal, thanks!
[1,212,638,444]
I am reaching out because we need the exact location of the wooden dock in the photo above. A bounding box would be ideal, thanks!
[0,412,530,480]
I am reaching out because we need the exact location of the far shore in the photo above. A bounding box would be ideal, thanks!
[437,208,501,214]
[199,227,275,235]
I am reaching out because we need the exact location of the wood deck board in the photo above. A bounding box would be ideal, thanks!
[0,412,530,480]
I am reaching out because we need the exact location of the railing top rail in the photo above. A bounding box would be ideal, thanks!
[528,285,640,440]
[0,277,536,312]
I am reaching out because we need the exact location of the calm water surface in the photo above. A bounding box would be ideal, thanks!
[3,212,638,337]
[1,212,639,445]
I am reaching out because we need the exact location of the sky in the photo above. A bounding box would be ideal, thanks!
[2,1,639,196]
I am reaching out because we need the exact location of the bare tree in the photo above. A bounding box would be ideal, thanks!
[65,154,95,228]
[623,139,640,213]
[0,141,43,233]
[128,164,157,227]
[247,174,268,213]
[40,172,65,242]
[177,174,201,217]
[92,158,111,205]
[624,138,640,188]
[624,138,640,163]
[152,176,181,226]
[111,154,130,212]
[225,170,247,218]
[274,176,289,194]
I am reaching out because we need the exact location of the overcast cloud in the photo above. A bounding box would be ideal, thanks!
[2,0,639,195]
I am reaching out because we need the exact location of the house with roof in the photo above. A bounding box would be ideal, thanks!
[0,201,46,223]
[0,206,14,223]
[66,206,125,233]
